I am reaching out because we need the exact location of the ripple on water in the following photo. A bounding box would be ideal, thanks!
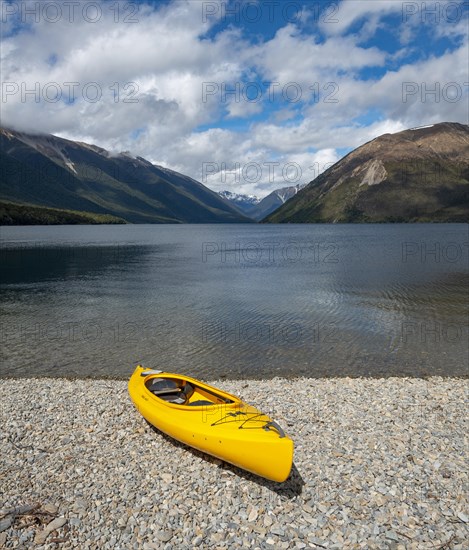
[1,224,468,378]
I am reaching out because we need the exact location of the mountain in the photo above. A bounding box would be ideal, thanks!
[220,184,305,221]
[252,184,306,221]
[0,128,252,224]
[217,190,260,216]
[265,122,469,223]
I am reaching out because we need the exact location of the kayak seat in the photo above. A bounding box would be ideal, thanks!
[188,400,215,406]
[161,383,195,405]
[159,393,186,404]
[182,383,194,400]
[148,379,194,405]
[148,378,178,393]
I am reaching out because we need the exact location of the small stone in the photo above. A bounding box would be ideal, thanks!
[117,517,127,528]
[263,515,273,527]
[248,508,258,522]
[192,535,203,546]
[0,533,7,546]
[457,512,468,523]
[0,516,13,533]
[161,473,172,483]
[385,531,399,542]
[157,530,173,542]
[43,503,58,514]
[74,498,88,511]
[309,537,327,547]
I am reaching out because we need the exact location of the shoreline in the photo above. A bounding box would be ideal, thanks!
[2,374,469,381]
[1,377,468,548]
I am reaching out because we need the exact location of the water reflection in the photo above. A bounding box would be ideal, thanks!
[0,245,160,285]
[0,224,467,379]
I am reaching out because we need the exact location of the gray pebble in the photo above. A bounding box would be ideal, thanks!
[0,517,13,533]
[157,530,173,542]
[192,535,203,546]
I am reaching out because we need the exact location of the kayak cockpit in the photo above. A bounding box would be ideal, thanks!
[145,377,235,407]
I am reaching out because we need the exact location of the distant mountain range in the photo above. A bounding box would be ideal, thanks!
[219,184,305,221]
[218,191,260,216]
[0,128,251,224]
[265,122,469,223]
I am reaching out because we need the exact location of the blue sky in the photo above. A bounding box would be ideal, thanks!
[1,0,468,196]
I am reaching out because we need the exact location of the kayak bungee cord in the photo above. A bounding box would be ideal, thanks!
[211,411,286,437]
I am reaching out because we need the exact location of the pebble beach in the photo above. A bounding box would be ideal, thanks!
[1,377,467,549]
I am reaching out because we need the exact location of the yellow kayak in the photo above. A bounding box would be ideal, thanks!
[128,365,294,482]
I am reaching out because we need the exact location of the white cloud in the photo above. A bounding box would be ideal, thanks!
[249,24,387,86]
[0,0,248,136]
[320,0,407,36]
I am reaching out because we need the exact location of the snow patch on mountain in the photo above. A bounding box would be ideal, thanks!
[410,125,435,130]
[218,191,260,205]
[273,183,306,203]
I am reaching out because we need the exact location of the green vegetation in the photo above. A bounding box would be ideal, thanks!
[265,123,469,223]
[0,201,127,225]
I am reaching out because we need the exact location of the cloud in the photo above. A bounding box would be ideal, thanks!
[320,0,408,36]
[249,24,387,86]
[1,1,247,132]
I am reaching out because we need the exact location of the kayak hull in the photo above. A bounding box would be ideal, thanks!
[128,365,294,482]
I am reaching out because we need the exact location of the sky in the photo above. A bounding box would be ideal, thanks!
[1,0,468,198]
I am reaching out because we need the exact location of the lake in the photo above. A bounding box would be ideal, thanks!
[0,224,468,379]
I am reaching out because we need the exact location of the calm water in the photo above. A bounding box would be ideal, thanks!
[0,224,468,379]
